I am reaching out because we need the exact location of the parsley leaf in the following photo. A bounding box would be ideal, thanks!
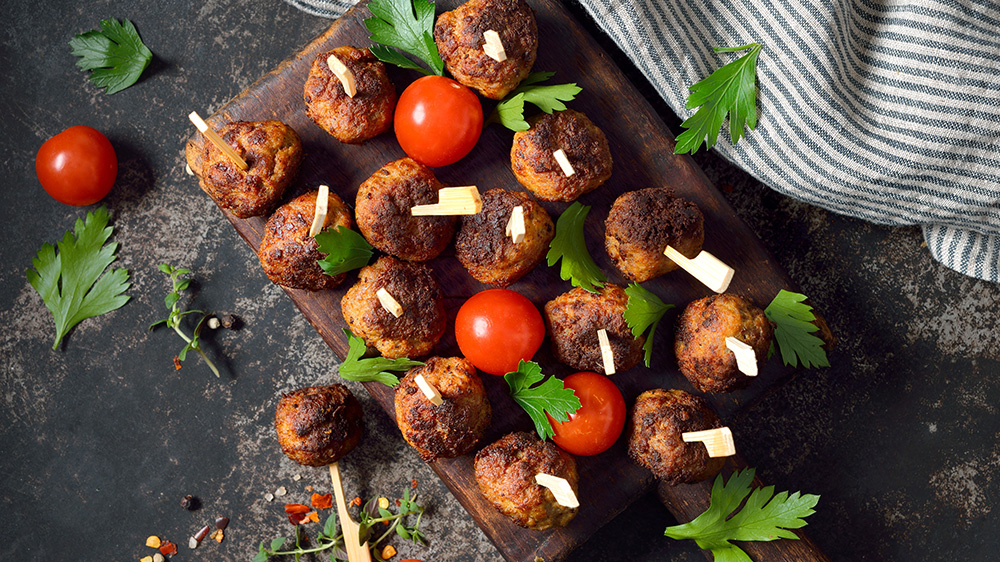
[546,202,606,293]
[504,360,581,440]
[315,225,374,277]
[764,290,829,369]
[364,0,444,76]
[622,283,675,367]
[491,72,583,131]
[674,42,761,155]
[26,207,131,350]
[339,329,423,387]
[69,18,153,95]
[665,468,819,561]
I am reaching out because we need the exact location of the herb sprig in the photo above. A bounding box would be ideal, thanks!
[505,360,581,440]
[364,0,444,75]
[491,72,582,131]
[69,18,153,95]
[315,226,375,277]
[546,202,606,293]
[149,264,219,377]
[339,329,424,387]
[622,283,675,367]
[764,290,829,369]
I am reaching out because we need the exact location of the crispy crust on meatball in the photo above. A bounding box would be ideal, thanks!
[304,47,396,144]
[395,357,491,461]
[186,120,303,218]
[341,256,446,359]
[455,189,554,286]
[605,188,704,282]
[627,389,724,485]
[274,385,364,467]
[544,284,644,374]
[474,432,579,530]
[511,110,612,202]
[675,294,774,393]
[257,189,352,291]
[434,0,538,99]
[355,158,456,262]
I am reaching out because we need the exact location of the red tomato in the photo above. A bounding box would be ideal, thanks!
[548,371,626,456]
[455,289,544,376]
[35,125,117,206]
[394,75,482,167]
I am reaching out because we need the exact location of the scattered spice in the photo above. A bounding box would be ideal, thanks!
[215,516,230,530]
[411,479,418,489]
[311,493,333,510]
[304,511,320,524]
[305,485,314,493]
[140,556,153,562]
[218,313,239,330]
[351,496,362,507]
[381,545,397,559]
[207,317,221,329]
[158,540,178,556]
[153,554,164,562]
[145,536,161,548]
[194,525,211,542]
[173,356,182,370]
[212,529,225,543]
[378,497,390,510]
[274,486,287,497]
[292,474,302,481]
[188,537,198,550]
[180,494,199,510]
[284,503,311,514]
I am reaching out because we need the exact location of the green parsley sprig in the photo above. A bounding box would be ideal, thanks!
[364,0,444,75]
[504,360,581,441]
[546,202,606,293]
[665,468,819,561]
[69,18,153,95]
[316,226,375,277]
[764,290,829,369]
[674,42,762,155]
[339,329,424,387]
[622,283,675,367]
[26,206,131,350]
[490,72,583,131]
[149,264,219,377]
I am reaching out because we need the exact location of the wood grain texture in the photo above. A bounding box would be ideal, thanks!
[184,1,829,560]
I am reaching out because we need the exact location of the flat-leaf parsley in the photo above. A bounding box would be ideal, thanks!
[69,18,153,95]
[505,360,581,441]
[764,289,829,369]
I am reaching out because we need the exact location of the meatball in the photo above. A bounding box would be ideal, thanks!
[511,109,612,202]
[341,256,447,359]
[434,0,538,99]
[627,388,725,485]
[186,120,302,218]
[304,46,396,144]
[394,357,491,461]
[455,189,554,286]
[274,385,364,467]
[355,158,456,262]
[257,189,352,291]
[474,432,578,530]
[675,294,774,393]
[605,187,704,282]
[544,284,644,374]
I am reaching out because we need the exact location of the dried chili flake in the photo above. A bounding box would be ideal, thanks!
[145,536,162,548]
[288,512,307,525]
[284,503,311,515]
[173,356,182,370]
[304,511,320,523]
[351,496,362,507]
[311,492,333,510]
[194,525,210,542]
[381,545,397,559]
[158,540,178,556]
[411,479,418,489]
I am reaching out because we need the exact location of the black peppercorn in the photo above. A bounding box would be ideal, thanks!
[218,313,240,330]
[180,494,200,510]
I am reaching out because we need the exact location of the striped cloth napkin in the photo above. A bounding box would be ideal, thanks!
[283,0,1000,283]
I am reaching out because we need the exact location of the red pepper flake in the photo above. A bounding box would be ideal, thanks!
[284,503,311,515]
[305,485,314,492]
[159,540,178,556]
[173,356,182,370]
[288,512,307,525]
[311,493,333,510]
[304,511,320,523]
[350,496,362,507]
[411,479,418,489]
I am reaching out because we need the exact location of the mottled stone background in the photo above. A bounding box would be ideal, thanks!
[1,1,997,561]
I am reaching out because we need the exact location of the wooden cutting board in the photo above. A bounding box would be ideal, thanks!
[185,1,830,560]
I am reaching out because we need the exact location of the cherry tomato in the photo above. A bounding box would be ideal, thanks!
[35,125,117,206]
[394,75,482,167]
[548,371,626,456]
[455,289,544,376]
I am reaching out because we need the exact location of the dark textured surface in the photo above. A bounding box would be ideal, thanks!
[1,1,998,562]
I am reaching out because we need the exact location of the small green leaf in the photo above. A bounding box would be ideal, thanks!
[764,290,829,368]
[338,329,423,386]
[164,291,180,310]
[622,283,675,367]
[364,0,444,75]
[396,525,411,540]
[491,72,582,132]
[546,202,606,293]
[157,264,172,274]
[270,537,286,551]
[315,226,374,277]
[69,18,153,95]
[505,360,581,440]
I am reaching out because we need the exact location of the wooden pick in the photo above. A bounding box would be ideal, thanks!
[410,187,482,216]
[188,111,248,171]
[725,336,758,377]
[597,328,615,375]
[534,473,579,508]
[505,205,525,243]
[376,288,403,318]
[663,245,734,293]
[308,184,330,237]
[327,54,357,98]
[329,463,371,562]
[414,374,443,406]
[482,29,507,62]
[553,148,575,177]
[682,427,736,458]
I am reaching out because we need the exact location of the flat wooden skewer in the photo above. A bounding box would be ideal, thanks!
[597,328,615,375]
[308,184,330,237]
[682,427,736,458]
[376,288,403,318]
[410,186,482,216]
[725,336,758,377]
[482,29,507,62]
[553,148,575,177]
[188,111,248,171]
[505,205,525,243]
[534,473,579,508]
[663,245,734,293]
[414,374,443,406]
[329,463,371,562]
[327,54,357,98]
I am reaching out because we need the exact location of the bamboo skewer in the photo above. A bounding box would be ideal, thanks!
[663,245,735,293]
[505,205,525,243]
[188,111,248,171]
[682,427,736,458]
[534,473,579,508]
[309,185,330,237]
[553,149,575,177]
[482,30,507,62]
[329,463,371,562]
[414,374,443,406]
[597,329,615,375]
[410,187,482,216]
[725,336,758,377]
[376,288,403,318]
[327,54,357,98]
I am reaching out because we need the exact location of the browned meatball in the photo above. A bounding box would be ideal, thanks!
[627,389,725,485]
[434,0,538,99]
[605,188,704,282]
[394,357,491,461]
[341,256,446,358]
[511,110,612,202]
[257,189,353,291]
[304,47,396,144]
[186,120,302,218]
[474,432,578,530]
[675,294,774,393]
[274,385,364,467]
[355,158,456,262]
[544,284,644,374]
[455,189,554,286]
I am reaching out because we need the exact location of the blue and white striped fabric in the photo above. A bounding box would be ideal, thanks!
[284,0,1000,283]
